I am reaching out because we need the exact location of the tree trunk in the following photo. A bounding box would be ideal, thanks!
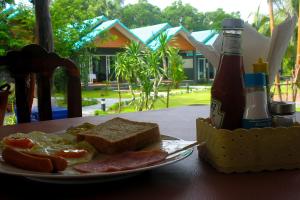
[35,0,54,51]
[268,0,282,101]
[128,84,135,101]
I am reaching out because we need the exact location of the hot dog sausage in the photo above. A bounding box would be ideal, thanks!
[25,152,67,171]
[2,147,54,173]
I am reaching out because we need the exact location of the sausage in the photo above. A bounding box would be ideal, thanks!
[2,147,54,173]
[2,147,68,172]
[25,152,67,171]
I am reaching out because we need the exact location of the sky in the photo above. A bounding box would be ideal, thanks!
[15,0,269,23]
[124,0,269,22]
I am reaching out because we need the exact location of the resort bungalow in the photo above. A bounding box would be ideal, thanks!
[74,16,141,83]
[75,16,218,84]
[191,30,219,81]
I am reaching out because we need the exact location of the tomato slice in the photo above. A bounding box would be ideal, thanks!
[55,149,88,158]
[4,137,34,149]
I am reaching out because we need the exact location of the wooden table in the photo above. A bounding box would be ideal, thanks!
[1,105,300,200]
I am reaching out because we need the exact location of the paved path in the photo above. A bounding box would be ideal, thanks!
[82,98,130,116]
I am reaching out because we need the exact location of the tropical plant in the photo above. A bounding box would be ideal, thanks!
[167,47,186,88]
[144,50,164,109]
[114,53,127,112]
[114,38,187,111]
[115,41,144,100]
[251,5,270,36]
[156,33,169,76]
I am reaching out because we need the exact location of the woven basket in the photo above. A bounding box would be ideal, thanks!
[196,118,300,173]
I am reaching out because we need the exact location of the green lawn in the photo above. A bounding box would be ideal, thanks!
[98,90,211,115]
[55,90,132,99]
[83,90,132,98]
[155,91,211,108]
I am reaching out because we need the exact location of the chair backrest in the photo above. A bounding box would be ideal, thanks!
[0,44,82,123]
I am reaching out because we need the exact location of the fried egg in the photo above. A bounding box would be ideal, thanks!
[1,131,96,166]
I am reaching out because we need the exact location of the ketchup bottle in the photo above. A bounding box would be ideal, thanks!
[210,19,245,130]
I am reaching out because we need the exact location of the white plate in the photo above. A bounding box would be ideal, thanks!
[0,135,196,184]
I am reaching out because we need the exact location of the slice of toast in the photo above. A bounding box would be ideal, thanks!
[77,117,160,154]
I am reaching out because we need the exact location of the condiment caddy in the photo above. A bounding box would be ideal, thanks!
[196,118,300,173]
[197,18,299,173]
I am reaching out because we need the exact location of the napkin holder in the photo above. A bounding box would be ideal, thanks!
[196,118,300,173]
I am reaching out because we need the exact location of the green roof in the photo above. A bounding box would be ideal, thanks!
[73,16,219,52]
[130,23,171,44]
[74,18,141,50]
[191,30,218,45]
[147,26,196,51]
[205,33,219,45]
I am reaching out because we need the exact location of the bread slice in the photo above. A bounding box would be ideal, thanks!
[77,117,160,154]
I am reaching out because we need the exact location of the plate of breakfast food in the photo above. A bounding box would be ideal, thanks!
[0,117,197,184]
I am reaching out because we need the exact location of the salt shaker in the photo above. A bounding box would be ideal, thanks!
[243,73,272,129]
[271,101,296,127]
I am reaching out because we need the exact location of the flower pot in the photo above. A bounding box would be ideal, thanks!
[0,84,11,126]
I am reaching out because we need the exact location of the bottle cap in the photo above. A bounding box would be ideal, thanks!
[222,18,244,29]
[253,58,268,74]
[244,73,266,88]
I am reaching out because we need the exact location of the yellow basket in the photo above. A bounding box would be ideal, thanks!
[196,118,300,173]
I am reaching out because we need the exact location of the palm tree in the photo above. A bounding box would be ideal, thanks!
[251,5,270,35]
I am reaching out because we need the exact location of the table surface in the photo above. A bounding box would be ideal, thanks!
[1,105,300,200]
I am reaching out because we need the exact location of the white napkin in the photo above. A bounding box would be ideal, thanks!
[267,15,297,84]
[190,15,297,83]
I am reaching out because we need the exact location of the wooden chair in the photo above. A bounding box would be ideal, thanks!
[0,44,82,123]
[0,84,11,126]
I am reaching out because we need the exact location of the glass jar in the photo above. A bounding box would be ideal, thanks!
[271,101,296,127]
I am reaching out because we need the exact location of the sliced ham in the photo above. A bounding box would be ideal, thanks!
[73,150,168,173]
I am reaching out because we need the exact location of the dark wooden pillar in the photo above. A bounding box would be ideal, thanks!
[193,50,197,83]
[34,0,54,120]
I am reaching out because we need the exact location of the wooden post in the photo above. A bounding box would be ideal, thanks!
[193,50,197,83]
[286,79,289,101]
[166,85,170,108]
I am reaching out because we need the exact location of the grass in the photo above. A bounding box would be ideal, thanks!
[155,91,211,108]
[83,90,132,98]
[102,90,211,115]
[54,90,132,99]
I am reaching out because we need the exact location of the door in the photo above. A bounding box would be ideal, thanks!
[197,58,206,81]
